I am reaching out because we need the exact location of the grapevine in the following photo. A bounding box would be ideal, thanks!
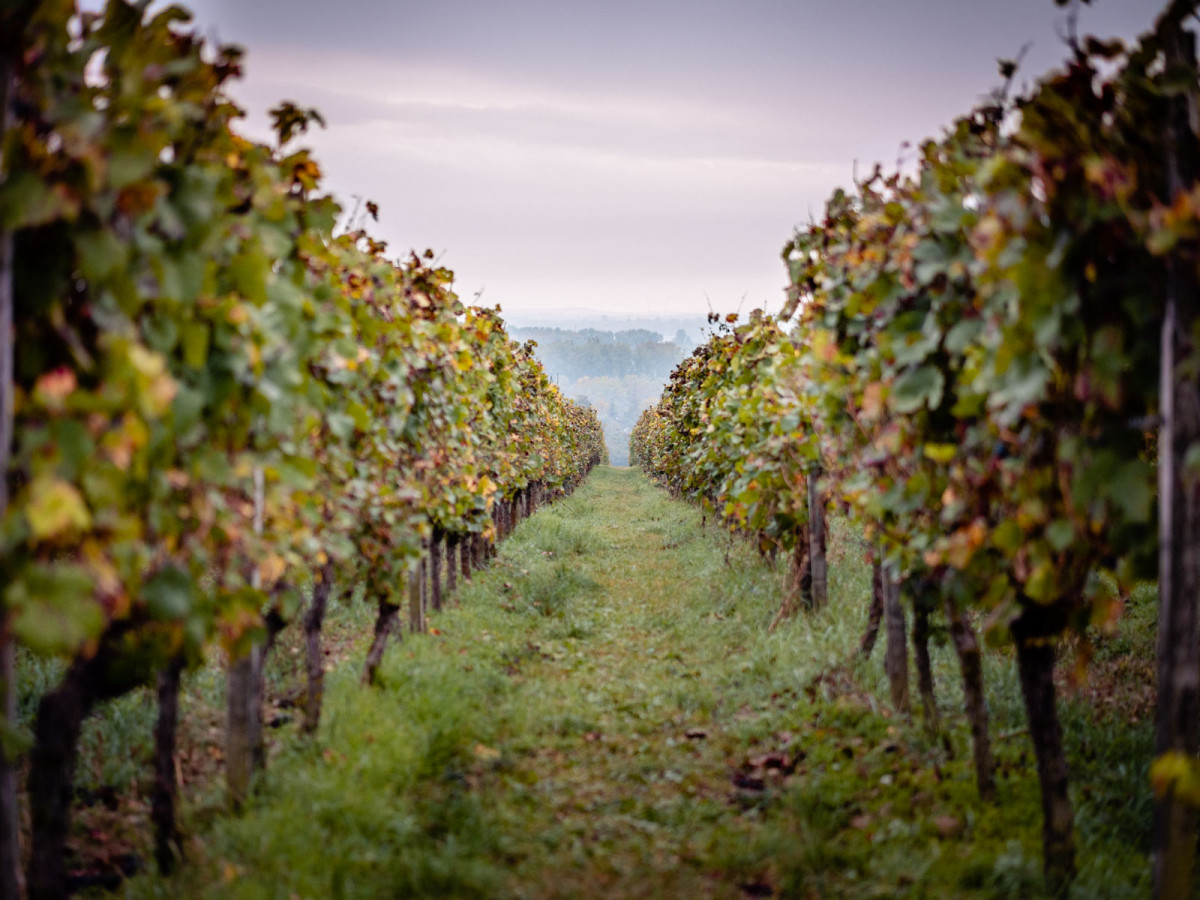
[632,3,1200,894]
[0,2,604,896]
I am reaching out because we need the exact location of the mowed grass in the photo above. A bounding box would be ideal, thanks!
[127,466,1154,900]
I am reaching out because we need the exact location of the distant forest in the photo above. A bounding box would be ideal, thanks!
[511,326,699,465]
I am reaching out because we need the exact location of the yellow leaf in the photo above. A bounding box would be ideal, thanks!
[924,443,957,463]
[128,344,167,379]
[1151,752,1200,807]
[258,554,286,585]
[1025,561,1057,603]
[26,476,92,541]
[149,373,178,414]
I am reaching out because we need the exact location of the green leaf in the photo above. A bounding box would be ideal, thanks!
[75,229,129,281]
[891,321,940,367]
[143,312,179,353]
[0,719,33,761]
[1045,518,1075,552]
[171,384,205,432]
[180,322,210,368]
[328,412,356,441]
[8,564,103,656]
[51,420,95,479]
[346,400,371,432]
[0,172,78,229]
[144,565,193,621]
[890,365,945,414]
[1108,460,1153,523]
[912,238,952,283]
[108,145,158,190]
[944,318,982,355]
[992,520,1022,554]
[231,248,269,306]
[989,356,1049,414]
[155,252,206,305]
[1184,442,1200,480]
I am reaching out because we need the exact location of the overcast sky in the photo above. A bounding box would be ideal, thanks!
[172,0,1158,316]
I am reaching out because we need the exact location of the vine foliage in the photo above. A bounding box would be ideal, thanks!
[632,3,1200,894]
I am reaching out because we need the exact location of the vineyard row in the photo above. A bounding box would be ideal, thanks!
[631,3,1200,897]
[0,3,605,898]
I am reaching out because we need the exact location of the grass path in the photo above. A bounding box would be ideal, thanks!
[130,466,1152,900]
[479,466,808,899]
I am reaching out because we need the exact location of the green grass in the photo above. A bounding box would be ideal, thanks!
[121,466,1157,899]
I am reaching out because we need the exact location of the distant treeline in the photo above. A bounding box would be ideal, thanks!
[505,313,709,349]
[511,327,668,346]
[512,328,686,383]
[515,326,689,465]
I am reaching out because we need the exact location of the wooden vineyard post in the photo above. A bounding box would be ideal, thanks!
[248,610,286,774]
[430,532,443,613]
[1154,6,1200,899]
[446,536,458,597]
[303,562,334,735]
[226,653,255,809]
[882,565,910,717]
[152,656,185,874]
[807,471,827,609]
[419,551,429,626]
[408,562,423,635]
[0,43,20,900]
[227,465,265,809]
